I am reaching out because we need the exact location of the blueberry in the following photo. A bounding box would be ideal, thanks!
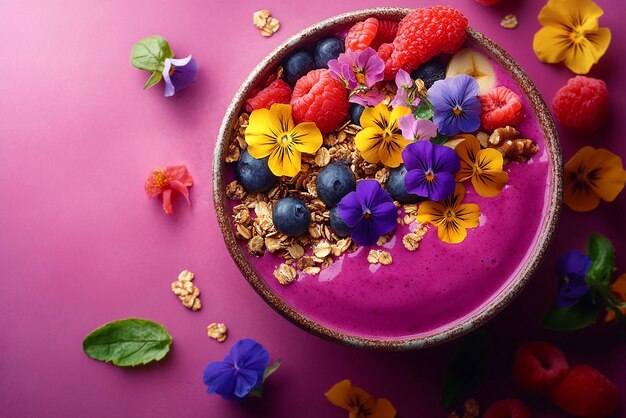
[314,37,345,69]
[272,197,311,237]
[316,163,357,207]
[236,149,277,193]
[349,103,365,126]
[386,164,423,203]
[283,50,316,86]
[329,207,351,238]
[410,58,446,89]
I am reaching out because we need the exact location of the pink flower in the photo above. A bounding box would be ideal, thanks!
[349,88,385,107]
[399,115,438,141]
[328,48,384,89]
[145,165,193,215]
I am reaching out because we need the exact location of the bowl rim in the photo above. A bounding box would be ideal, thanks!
[212,7,563,350]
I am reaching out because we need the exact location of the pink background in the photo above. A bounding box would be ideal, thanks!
[1,0,624,417]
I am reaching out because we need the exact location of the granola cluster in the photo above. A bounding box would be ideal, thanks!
[171,270,202,311]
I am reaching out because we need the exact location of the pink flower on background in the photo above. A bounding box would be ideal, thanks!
[145,165,193,215]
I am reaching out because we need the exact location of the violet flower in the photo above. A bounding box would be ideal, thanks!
[337,180,397,246]
[555,250,592,308]
[391,69,420,108]
[427,74,481,136]
[402,140,460,201]
[328,48,384,89]
[350,89,385,107]
[162,54,198,97]
[399,114,438,141]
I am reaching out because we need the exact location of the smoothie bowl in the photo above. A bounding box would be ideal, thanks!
[213,7,562,350]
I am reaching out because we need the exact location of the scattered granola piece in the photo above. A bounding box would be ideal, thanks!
[313,241,332,258]
[303,266,321,275]
[171,270,202,311]
[226,180,246,200]
[367,249,393,265]
[248,235,265,255]
[253,9,281,37]
[402,232,422,251]
[207,322,228,342]
[500,14,519,30]
[315,147,331,167]
[274,263,297,285]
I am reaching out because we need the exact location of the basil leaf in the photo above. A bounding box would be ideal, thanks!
[586,233,615,288]
[144,70,162,89]
[130,35,173,72]
[248,360,281,399]
[430,132,449,145]
[442,331,488,408]
[542,295,599,331]
[414,100,434,120]
[83,318,172,367]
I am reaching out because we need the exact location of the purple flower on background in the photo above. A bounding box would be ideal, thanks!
[349,89,385,107]
[328,48,384,89]
[427,74,481,136]
[337,180,397,246]
[203,338,269,400]
[399,114,438,141]
[391,69,420,108]
[555,250,592,308]
[162,54,199,97]
[402,140,460,201]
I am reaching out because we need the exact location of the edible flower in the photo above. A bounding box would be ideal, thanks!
[391,69,420,108]
[328,48,385,106]
[428,75,481,136]
[532,0,611,74]
[244,103,323,177]
[162,55,199,97]
[144,164,193,215]
[354,103,412,168]
[399,114,438,142]
[203,338,280,400]
[337,180,397,247]
[555,250,592,308]
[325,379,397,418]
[402,140,460,201]
[417,183,480,244]
[564,146,626,212]
[605,274,626,322]
[454,134,509,197]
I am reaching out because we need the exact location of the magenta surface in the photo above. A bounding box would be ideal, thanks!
[0,1,624,417]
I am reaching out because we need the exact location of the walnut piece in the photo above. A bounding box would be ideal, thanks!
[274,263,297,285]
[171,270,202,311]
[500,14,519,29]
[253,9,280,37]
[367,249,393,265]
[207,323,228,342]
[402,232,422,251]
[489,126,538,162]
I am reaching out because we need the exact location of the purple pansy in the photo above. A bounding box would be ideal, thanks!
[427,74,481,136]
[555,250,592,308]
[203,338,269,400]
[349,89,385,106]
[402,140,460,201]
[337,180,397,246]
[162,54,199,97]
[391,69,420,108]
[399,114,438,141]
[328,47,384,89]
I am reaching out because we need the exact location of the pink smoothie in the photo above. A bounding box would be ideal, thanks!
[228,44,551,339]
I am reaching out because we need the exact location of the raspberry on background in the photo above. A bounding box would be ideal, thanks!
[512,341,569,393]
[552,76,609,134]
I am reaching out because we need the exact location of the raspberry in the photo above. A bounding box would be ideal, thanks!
[370,20,398,50]
[552,76,608,134]
[475,0,503,5]
[377,43,394,62]
[345,18,378,52]
[513,341,569,394]
[550,365,619,418]
[483,399,530,418]
[245,79,292,112]
[480,86,524,131]
[291,69,348,134]
[382,6,468,79]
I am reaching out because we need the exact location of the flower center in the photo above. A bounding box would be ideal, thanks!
[363,209,372,219]
[355,72,366,85]
[278,134,292,148]
[425,171,435,181]
[169,65,176,77]
[445,209,455,219]
[570,27,586,43]
[152,170,169,188]
[473,164,483,174]
[452,106,463,116]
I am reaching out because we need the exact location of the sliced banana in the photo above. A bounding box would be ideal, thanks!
[446,48,496,95]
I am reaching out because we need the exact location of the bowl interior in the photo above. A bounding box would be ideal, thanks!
[213,8,562,350]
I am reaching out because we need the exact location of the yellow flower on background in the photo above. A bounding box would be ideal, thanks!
[417,183,480,244]
[605,274,626,323]
[325,379,397,418]
[533,0,611,74]
[564,146,626,212]
[355,103,412,168]
[245,103,322,177]
[454,134,509,198]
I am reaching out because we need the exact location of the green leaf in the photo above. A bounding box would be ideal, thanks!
[248,360,281,399]
[430,132,449,145]
[143,70,162,89]
[442,331,488,408]
[586,233,615,288]
[130,35,173,72]
[542,295,599,331]
[82,318,172,367]
[414,100,434,120]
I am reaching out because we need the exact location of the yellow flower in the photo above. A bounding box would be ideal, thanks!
[244,103,323,177]
[605,274,626,323]
[417,183,480,244]
[454,134,509,197]
[325,379,397,418]
[355,103,412,168]
[564,146,626,212]
[533,0,611,74]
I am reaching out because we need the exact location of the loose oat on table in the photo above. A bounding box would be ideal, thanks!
[207,322,228,343]
[274,263,297,285]
[367,249,393,265]
[252,9,280,37]
[171,269,202,311]
[500,14,519,30]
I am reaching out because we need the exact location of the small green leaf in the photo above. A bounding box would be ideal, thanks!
[542,295,599,331]
[442,331,488,408]
[430,132,449,145]
[263,360,281,383]
[586,233,615,288]
[130,35,173,72]
[143,70,162,89]
[83,318,172,367]
[414,100,434,120]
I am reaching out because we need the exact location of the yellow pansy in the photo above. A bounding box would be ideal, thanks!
[417,183,480,244]
[454,134,509,198]
[244,103,323,177]
[533,0,611,74]
[325,379,397,418]
[355,103,412,168]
